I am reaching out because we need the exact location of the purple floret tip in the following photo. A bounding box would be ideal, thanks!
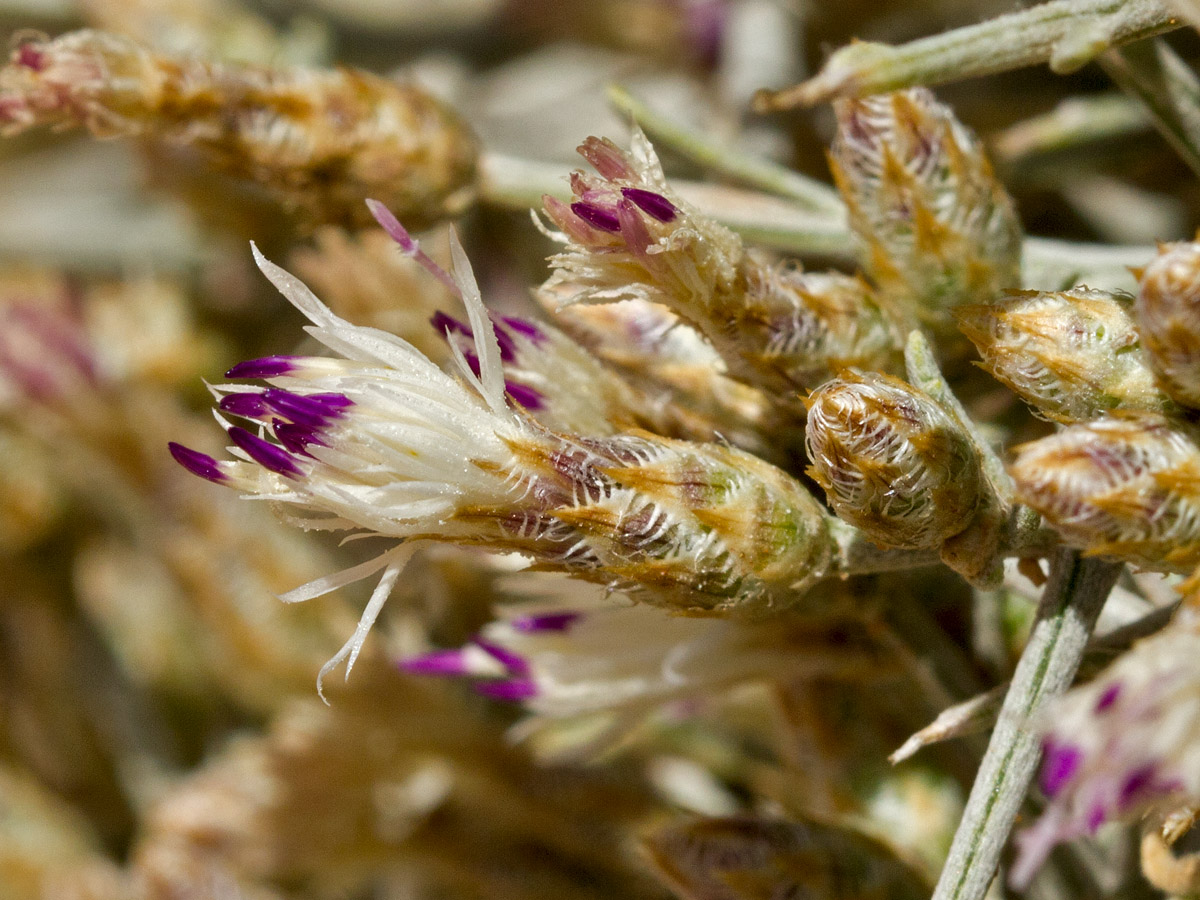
[227,426,304,478]
[274,422,327,456]
[621,187,678,222]
[475,678,538,702]
[571,201,621,233]
[219,392,269,418]
[474,640,530,676]
[510,612,580,633]
[431,310,471,338]
[400,649,471,677]
[262,389,351,427]
[505,380,544,410]
[1094,683,1121,712]
[168,442,226,483]
[226,355,300,379]
[500,316,547,344]
[1039,741,1081,798]
[366,199,417,252]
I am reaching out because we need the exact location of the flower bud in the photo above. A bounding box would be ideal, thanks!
[1136,240,1200,410]
[0,29,478,230]
[1011,414,1200,569]
[805,370,983,551]
[957,288,1175,423]
[830,88,1022,330]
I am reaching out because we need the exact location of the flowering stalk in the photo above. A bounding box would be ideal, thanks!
[0,29,478,229]
[540,131,902,414]
[829,88,1022,333]
[755,0,1180,109]
[170,219,841,694]
[957,287,1177,423]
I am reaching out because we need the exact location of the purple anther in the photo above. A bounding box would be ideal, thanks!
[1039,741,1082,798]
[474,640,530,677]
[227,426,303,478]
[274,422,327,457]
[571,201,621,234]
[1094,683,1121,713]
[621,188,678,222]
[510,612,580,633]
[491,319,517,363]
[475,678,538,702]
[1086,804,1107,834]
[225,355,300,379]
[168,442,226,483]
[218,392,269,418]
[262,389,350,427]
[500,316,547,344]
[399,649,471,677]
[616,198,654,254]
[505,380,544,410]
[431,310,471,338]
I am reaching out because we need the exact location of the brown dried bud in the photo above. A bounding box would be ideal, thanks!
[0,29,478,230]
[1136,241,1200,410]
[957,288,1175,423]
[830,88,1022,331]
[1011,414,1200,569]
[805,370,983,551]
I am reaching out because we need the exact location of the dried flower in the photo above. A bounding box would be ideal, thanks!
[541,131,901,407]
[1135,239,1200,410]
[0,29,478,229]
[829,88,1022,331]
[1011,413,1200,569]
[402,580,887,719]
[805,370,983,552]
[171,226,837,692]
[956,287,1175,423]
[1012,609,1200,889]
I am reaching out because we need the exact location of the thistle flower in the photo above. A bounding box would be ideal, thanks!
[1010,413,1200,569]
[401,581,887,719]
[956,288,1175,423]
[171,224,836,691]
[1136,240,1200,410]
[0,29,478,229]
[829,88,1022,330]
[805,370,984,552]
[540,131,900,407]
[1011,609,1200,889]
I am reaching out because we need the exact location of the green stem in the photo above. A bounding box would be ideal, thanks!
[929,550,1121,900]
[756,0,1181,109]
[1099,38,1200,178]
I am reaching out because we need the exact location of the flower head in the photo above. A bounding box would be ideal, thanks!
[1011,414,1200,569]
[1136,240,1200,410]
[1012,610,1200,888]
[830,88,1022,330]
[957,288,1173,423]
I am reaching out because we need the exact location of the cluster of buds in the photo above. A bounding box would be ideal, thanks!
[0,29,478,229]
[996,242,1200,569]
[1013,609,1200,889]
[540,130,902,419]
[170,221,840,697]
[829,88,1022,332]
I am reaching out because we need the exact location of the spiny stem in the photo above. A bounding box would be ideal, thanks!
[930,550,1121,900]
[1099,38,1200,178]
[605,84,845,214]
[755,0,1181,110]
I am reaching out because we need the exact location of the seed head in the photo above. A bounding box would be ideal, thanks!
[1136,240,1200,410]
[830,88,1022,330]
[957,288,1175,423]
[805,370,983,551]
[1011,414,1200,569]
